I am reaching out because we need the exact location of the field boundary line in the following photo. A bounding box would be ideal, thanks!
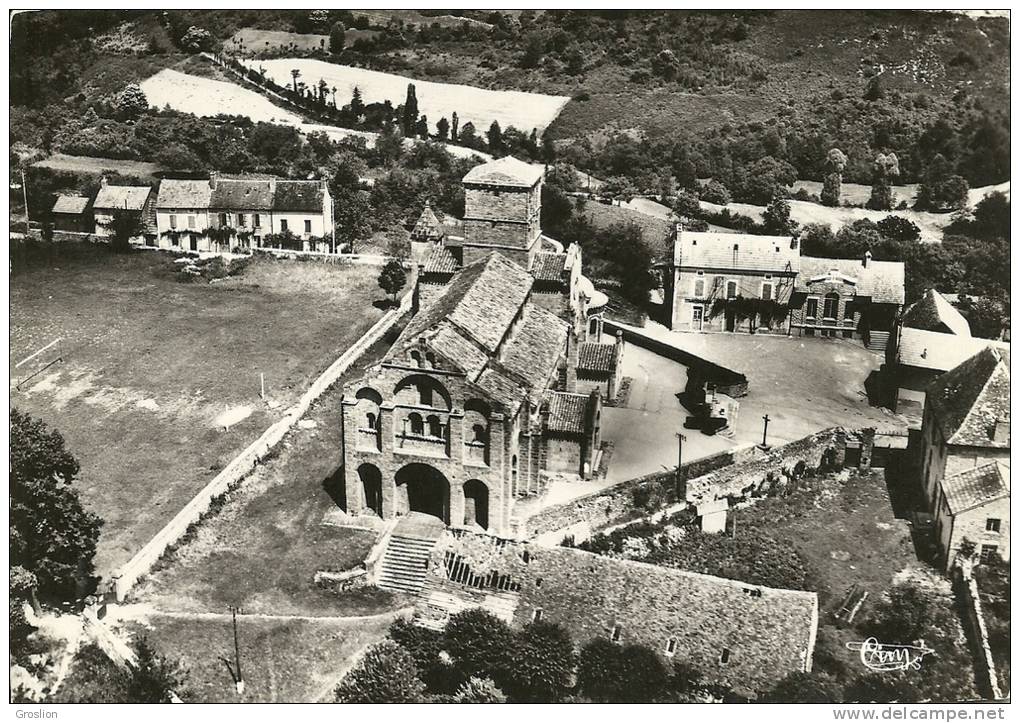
[110,293,412,602]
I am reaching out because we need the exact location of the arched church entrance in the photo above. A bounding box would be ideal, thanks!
[357,463,383,517]
[395,463,450,524]
[463,479,489,530]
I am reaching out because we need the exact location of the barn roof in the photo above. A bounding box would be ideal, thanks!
[940,462,1010,516]
[902,289,971,336]
[51,195,90,215]
[462,156,544,188]
[927,346,1010,448]
[896,327,1008,372]
[93,185,151,211]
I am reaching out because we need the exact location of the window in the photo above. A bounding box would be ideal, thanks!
[986,518,1001,533]
[611,625,622,643]
[471,424,486,444]
[823,292,839,320]
[169,214,177,229]
[532,609,543,623]
[219,212,228,226]
[280,219,288,233]
[408,412,424,436]
[726,280,738,299]
[254,213,261,228]
[693,271,705,298]
[304,219,312,234]
[238,214,246,227]
[761,282,773,300]
[666,638,678,656]
[426,414,443,438]
[410,350,422,368]
[980,544,999,563]
[187,215,196,229]
[720,648,731,664]
[806,298,818,320]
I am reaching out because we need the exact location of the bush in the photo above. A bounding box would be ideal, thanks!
[335,640,426,703]
[453,676,507,703]
[443,608,515,688]
[577,638,670,702]
[506,621,576,702]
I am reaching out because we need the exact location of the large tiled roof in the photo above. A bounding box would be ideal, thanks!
[51,195,90,215]
[156,179,212,209]
[474,368,529,412]
[273,180,325,212]
[797,255,905,305]
[531,252,567,282]
[462,156,544,188]
[940,462,1010,516]
[93,185,151,211]
[902,289,971,336]
[210,178,274,210]
[675,231,801,274]
[897,327,1009,372]
[927,346,1010,448]
[417,530,818,697]
[495,304,567,392]
[578,342,616,373]
[545,391,589,434]
[422,245,459,275]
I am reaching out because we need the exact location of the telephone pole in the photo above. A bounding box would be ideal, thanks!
[761,414,771,448]
[675,432,686,501]
[228,605,244,695]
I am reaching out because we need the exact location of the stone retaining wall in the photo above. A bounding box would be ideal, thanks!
[957,567,1004,700]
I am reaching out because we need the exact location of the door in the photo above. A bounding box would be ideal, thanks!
[692,305,704,331]
[725,309,736,332]
[189,235,198,251]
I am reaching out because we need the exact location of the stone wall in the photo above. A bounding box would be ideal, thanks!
[956,567,1004,700]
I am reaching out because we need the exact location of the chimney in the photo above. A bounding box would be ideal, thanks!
[269,177,277,193]
[992,418,1010,444]
[790,234,799,250]
[863,249,872,268]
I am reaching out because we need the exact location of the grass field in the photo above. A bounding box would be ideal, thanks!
[10,248,394,580]
[31,153,164,180]
[130,319,411,618]
[245,57,571,134]
[227,28,379,55]
[113,613,397,702]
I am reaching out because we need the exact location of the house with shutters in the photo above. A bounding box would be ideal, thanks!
[92,181,155,243]
[154,174,333,252]
[919,346,1010,567]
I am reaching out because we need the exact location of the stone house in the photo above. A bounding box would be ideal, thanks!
[662,228,800,333]
[414,528,819,697]
[49,194,92,233]
[154,175,333,252]
[92,181,155,243]
[920,346,1010,555]
[789,253,904,348]
[340,253,602,537]
[933,462,1010,570]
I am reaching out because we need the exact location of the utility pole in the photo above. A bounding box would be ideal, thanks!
[761,414,771,448]
[228,605,244,695]
[675,432,686,502]
[20,169,29,233]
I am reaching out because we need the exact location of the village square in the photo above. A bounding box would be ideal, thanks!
[9,8,1010,708]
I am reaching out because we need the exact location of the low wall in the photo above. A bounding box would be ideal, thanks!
[110,293,412,601]
[957,567,1004,700]
[603,319,748,397]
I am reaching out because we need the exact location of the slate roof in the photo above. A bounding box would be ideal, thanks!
[462,156,544,188]
[412,203,444,240]
[417,529,818,697]
[578,342,616,373]
[897,327,1009,372]
[51,195,90,215]
[927,346,1010,448]
[496,304,568,392]
[156,179,212,209]
[93,185,151,211]
[902,289,971,336]
[545,391,589,434]
[273,180,325,212]
[676,231,801,274]
[422,245,459,275]
[531,252,567,282]
[797,256,905,305]
[210,178,274,210]
[940,462,1010,516]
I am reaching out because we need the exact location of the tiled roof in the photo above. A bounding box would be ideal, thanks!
[797,256,905,305]
[531,252,567,282]
[940,462,1010,516]
[93,185,151,211]
[462,156,544,188]
[897,327,1009,372]
[927,346,1010,448]
[902,289,971,336]
[211,178,274,210]
[412,203,444,240]
[422,245,459,275]
[578,342,616,373]
[417,530,818,697]
[273,180,325,212]
[545,391,589,434]
[51,195,90,215]
[676,231,801,274]
[474,368,529,412]
[496,305,568,392]
[156,179,212,209]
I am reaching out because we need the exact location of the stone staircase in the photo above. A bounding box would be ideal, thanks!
[376,533,439,595]
[867,330,891,352]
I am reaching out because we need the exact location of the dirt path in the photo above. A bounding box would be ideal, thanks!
[110,603,413,626]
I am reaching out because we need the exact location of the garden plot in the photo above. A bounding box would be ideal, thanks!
[244,58,571,133]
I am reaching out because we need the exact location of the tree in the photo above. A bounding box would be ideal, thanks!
[459,121,478,148]
[115,84,148,121]
[100,206,145,252]
[577,639,669,702]
[415,114,429,140]
[587,221,656,306]
[334,188,371,252]
[401,84,418,137]
[506,621,576,702]
[387,617,457,692]
[10,409,102,598]
[764,671,844,703]
[699,180,731,205]
[335,640,426,703]
[487,121,504,154]
[451,111,459,141]
[443,608,514,688]
[876,216,920,242]
[454,676,507,703]
[126,637,187,703]
[290,68,301,93]
[672,189,701,220]
[821,148,847,207]
[349,85,364,119]
[863,74,884,101]
[521,33,544,69]
[969,191,1010,240]
[916,153,969,211]
[436,116,450,141]
[329,21,346,54]
[730,156,797,205]
[761,197,797,236]
[867,153,899,210]
[180,25,213,52]
[378,259,406,302]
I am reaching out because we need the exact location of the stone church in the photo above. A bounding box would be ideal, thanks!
[340,156,620,536]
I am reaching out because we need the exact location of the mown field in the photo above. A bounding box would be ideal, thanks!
[10,248,393,579]
[227,27,379,55]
